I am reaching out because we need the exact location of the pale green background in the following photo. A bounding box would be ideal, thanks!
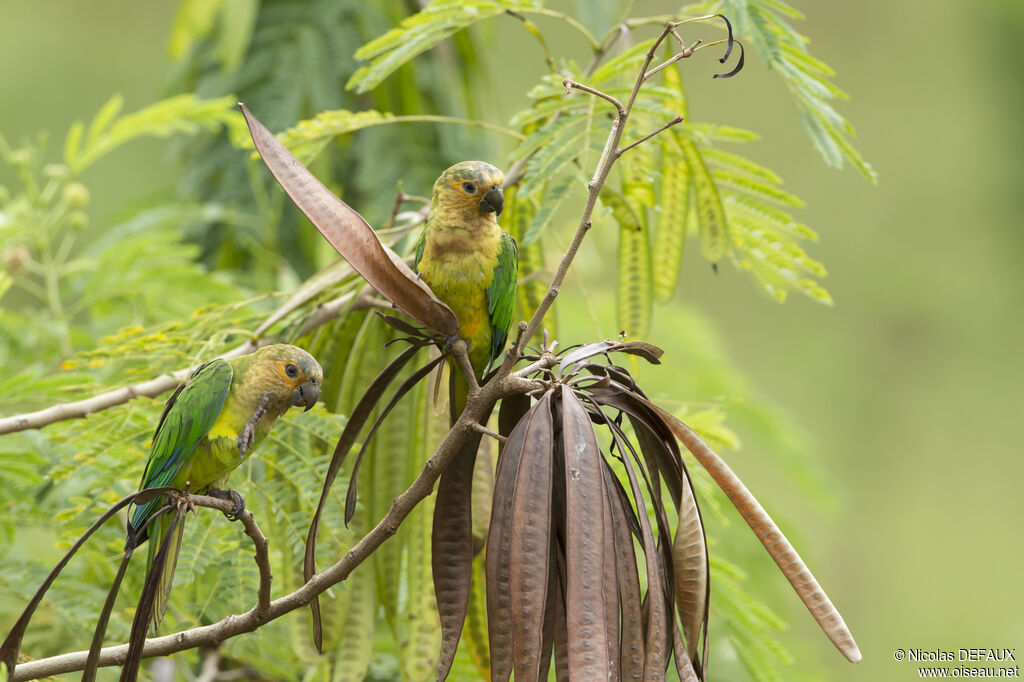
[1,1,1021,681]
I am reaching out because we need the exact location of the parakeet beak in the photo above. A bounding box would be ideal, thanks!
[291,380,320,412]
[479,185,504,216]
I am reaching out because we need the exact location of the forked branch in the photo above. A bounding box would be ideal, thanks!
[7,15,742,680]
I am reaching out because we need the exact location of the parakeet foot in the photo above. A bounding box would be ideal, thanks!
[176,483,198,516]
[238,393,271,456]
[208,487,246,521]
[443,334,469,355]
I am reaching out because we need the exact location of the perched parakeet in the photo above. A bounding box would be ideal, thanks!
[126,343,322,630]
[414,161,518,415]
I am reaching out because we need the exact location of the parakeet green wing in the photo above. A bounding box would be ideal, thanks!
[127,359,233,545]
[485,232,518,372]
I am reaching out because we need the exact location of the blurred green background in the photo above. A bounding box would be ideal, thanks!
[2,1,1022,680]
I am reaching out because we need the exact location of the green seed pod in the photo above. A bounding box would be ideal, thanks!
[63,182,90,209]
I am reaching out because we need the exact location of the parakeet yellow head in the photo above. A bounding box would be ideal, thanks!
[244,343,323,413]
[430,160,505,229]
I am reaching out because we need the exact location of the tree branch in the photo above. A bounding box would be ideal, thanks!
[9,345,544,681]
[469,422,506,443]
[617,115,686,157]
[562,79,624,114]
[8,18,723,680]
[504,27,625,188]
[179,494,273,616]
[0,268,359,436]
[504,22,680,365]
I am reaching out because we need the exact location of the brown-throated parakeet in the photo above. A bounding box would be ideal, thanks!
[126,343,322,631]
[412,162,518,679]
[413,161,518,417]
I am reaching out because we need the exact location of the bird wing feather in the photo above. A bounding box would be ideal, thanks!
[485,232,519,372]
[128,359,233,541]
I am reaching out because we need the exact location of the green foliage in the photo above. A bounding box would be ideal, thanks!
[347,0,542,94]
[271,109,521,166]
[505,36,830,306]
[0,1,864,680]
[0,97,245,370]
[167,0,491,283]
[713,0,877,182]
[63,94,247,174]
[710,555,795,682]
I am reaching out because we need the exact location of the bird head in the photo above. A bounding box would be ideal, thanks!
[248,344,323,413]
[430,161,505,228]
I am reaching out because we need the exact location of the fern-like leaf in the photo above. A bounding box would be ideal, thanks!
[348,0,542,93]
[718,0,877,182]
[64,94,245,173]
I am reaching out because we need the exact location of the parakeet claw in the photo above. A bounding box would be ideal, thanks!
[238,393,271,456]
[208,487,246,521]
[176,486,198,516]
[443,334,467,355]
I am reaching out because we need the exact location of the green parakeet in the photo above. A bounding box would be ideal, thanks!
[413,161,518,416]
[126,343,322,631]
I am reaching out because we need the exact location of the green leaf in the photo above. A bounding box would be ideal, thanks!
[399,389,443,680]
[218,0,259,73]
[508,96,589,129]
[508,114,586,164]
[462,553,491,678]
[721,0,876,182]
[725,193,816,241]
[274,109,396,163]
[518,125,588,198]
[331,560,376,681]
[703,148,781,184]
[273,109,522,165]
[522,172,573,246]
[65,94,243,173]
[348,0,541,94]
[711,169,804,208]
[731,221,832,304]
[652,61,692,303]
[675,133,729,264]
[590,40,654,84]
[601,187,652,339]
[653,157,691,304]
[85,94,124,149]
[168,0,222,59]
[684,123,760,144]
[711,554,795,682]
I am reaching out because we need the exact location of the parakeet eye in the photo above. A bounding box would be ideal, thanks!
[285,363,299,378]
[461,181,477,194]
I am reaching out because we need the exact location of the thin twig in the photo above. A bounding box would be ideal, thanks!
[617,115,686,156]
[385,182,406,231]
[469,422,507,444]
[643,46,697,81]
[504,22,680,365]
[292,291,356,339]
[8,342,543,681]
[562,79,624,114]
[0,271,356,436]
[186,495,273,617]
[505,30,622,188]
[506,11,558,74]
[8,16,721,680]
